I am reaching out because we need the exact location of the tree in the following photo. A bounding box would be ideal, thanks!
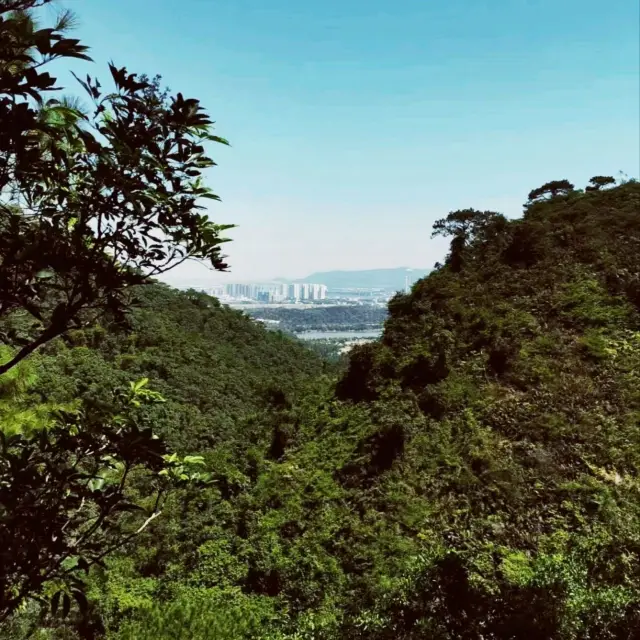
[0,0,228,620]
[0,345,73,435]
[0,376,209,623]
[585,175,616,192]
[432,209,505,271]
[0,0,234,375]
[527,179,575,203]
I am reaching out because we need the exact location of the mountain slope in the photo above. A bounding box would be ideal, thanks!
[19,181,640,640]
[96,181,640,640]
[331,180,640,636]
[35,284,325,451]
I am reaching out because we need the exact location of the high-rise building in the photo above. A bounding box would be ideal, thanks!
[288,283,301,300]
[309,283,327,300]
[219,281,326,302]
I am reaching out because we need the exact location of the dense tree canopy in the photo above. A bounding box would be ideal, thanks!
[4,178,640,639]
[336,179,640,637]
[2,3,640,639]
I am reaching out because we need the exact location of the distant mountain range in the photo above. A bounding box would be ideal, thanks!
[277,267,431,291]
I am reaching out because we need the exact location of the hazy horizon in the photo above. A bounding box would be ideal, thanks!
[70,0,639,284]
[159,264,433,287]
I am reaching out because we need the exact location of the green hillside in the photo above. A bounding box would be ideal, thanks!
[33,284,326,452]
[5,3,640,638]
[332,179,640,637]
[7,180,640,640]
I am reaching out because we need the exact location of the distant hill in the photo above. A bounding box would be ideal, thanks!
[283,267,431,290]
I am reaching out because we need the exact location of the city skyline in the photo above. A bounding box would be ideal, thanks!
[214,282,329,303]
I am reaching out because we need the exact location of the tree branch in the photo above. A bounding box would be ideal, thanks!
[0,324,64,376]
[67,509,164,577]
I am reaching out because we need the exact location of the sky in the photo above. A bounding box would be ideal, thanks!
[63,0,639,284]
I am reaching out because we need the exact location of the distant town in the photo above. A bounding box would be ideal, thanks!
[174,268,430,307]
[178,282,399,307]
[195,282,330,304]
[171,270,430,359]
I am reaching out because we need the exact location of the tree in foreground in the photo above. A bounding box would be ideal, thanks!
[0,0,233,375]
[0,0,228,621]
[0,375,211,624]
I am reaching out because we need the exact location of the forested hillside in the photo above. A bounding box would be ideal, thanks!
[333,179,640,638]
[2,3,640,639]
[6,181,640,640]
[2,285,330,639]
[35,284,326,452]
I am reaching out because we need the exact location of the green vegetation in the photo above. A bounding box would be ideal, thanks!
[0,0,232,624]
[1,284,327,638]
[0,2,232,377]
[5,180,640,639]
[2,1,640,638]
[36,284,326,453]
[303,337,372,365]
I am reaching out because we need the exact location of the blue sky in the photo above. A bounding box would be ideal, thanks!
[65,0,639,282]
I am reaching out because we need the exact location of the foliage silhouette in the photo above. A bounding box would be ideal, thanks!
[0,0,232,375]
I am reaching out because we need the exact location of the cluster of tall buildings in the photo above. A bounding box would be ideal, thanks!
[282,283,328,301]
[200,282,328,303]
